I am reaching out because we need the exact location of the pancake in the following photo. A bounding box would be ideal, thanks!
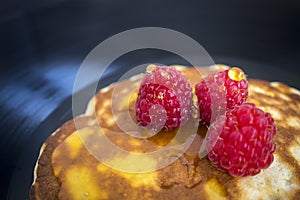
[30,65,300,200]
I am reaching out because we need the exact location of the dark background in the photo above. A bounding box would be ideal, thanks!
[1,0,300,199]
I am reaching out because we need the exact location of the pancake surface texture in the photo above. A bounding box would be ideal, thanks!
[30,65,300,200]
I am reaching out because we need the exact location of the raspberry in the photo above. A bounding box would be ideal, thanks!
[195,67,248,123]
[135,65,192,131]
[206,103,276,177]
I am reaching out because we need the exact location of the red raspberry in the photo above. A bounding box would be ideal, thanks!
[135,65,192,131]
[206,103,276,177]
[195,67,248,123]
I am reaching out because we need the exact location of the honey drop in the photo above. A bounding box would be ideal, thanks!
[228,67,245,81]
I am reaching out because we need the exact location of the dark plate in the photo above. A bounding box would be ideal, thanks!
[5,56,300,199]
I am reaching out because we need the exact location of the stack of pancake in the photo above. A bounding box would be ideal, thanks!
[30,65,300,200]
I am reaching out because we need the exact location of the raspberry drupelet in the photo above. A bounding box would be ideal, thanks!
[206,103,276,177]
[195,67,248,124]
[135,65,192,132]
